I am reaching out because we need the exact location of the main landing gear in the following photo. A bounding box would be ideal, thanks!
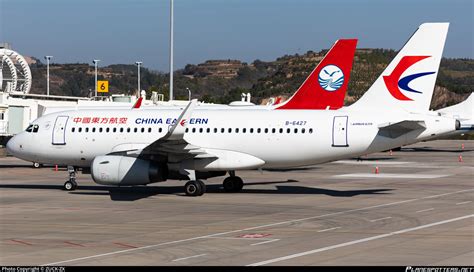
[184,180,206,196]
[63,166,78,191]
[181,170,245,196]
[223,171,244,193]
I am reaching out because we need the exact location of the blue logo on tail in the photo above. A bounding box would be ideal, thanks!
[318,65,344,91]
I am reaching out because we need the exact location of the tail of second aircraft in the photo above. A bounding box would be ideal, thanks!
[275,39,357,110]
[350,23,449,113]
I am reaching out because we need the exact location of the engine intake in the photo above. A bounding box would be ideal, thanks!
[91,155,166,185]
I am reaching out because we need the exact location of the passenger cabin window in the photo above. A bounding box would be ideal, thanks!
[99,127,103,133]
[243,128,246,133]
[141,127,145,133]
[206,128,210,133]
[159,128,163,133]
[106,128,110,133]
[199,128,203,133]
[71,127,75,133]
[257,128,261,133]
[121,128,124,133]
[92,127,96,133]
[309,128,313,134]
[85,127,89,133]
[134,128,138,133]
[78,127,82,133]
[235,128,239,133]
[127,128,130,133]
[214,128,218,133]
[185,128,189,133]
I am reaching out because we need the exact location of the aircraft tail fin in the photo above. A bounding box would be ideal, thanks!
[350,23,449,112]
[276,39,357,110]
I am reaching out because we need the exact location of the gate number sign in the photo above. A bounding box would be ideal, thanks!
[97,80,109,93]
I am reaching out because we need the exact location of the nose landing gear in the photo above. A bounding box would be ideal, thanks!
[63,166,78,191]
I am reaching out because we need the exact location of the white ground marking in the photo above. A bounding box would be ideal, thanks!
[251,239,280,246]
[172,254,207,262]
[456,201,472,205]
[415,208,435,213]
[332,173,449,179]
[41,188,474,266]
[333,160,410,165]
[369,217,392,222]
[317,227,341,233]
[247,214,474,266]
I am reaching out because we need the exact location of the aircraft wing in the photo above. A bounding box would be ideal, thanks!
[137,99,216,162]
[377,120,426,138]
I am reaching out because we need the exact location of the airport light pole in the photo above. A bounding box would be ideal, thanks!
[135,61,143,97]
[93,59,100,97]
[44,56,53,96]
[186,87,191,101]
[169,0,174,101]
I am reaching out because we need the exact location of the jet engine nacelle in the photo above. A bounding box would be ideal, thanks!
[91,155,166,185]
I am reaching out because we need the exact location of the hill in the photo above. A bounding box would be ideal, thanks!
[27,49,473,109]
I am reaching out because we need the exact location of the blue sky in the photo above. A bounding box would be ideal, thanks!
[1,0,472,71]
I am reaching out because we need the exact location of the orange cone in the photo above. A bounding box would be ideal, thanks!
[375,166,379,174]
[458,155,463,163]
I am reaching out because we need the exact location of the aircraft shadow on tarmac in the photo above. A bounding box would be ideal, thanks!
[0,180,393,201]
[399,147,473,153]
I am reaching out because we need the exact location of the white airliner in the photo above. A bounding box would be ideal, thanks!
[7,23,460,196]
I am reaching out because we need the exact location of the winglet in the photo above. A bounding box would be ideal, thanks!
[132,97,143,109]
[166,99,198,140]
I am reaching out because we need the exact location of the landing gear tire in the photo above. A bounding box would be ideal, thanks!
[64,180,77,191]
[33,162,42,168]
[223,176,244,193]
[185,180,206,196]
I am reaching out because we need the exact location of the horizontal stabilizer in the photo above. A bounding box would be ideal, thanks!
[378,120,426,138]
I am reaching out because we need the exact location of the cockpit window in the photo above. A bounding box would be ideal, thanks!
[32,125,39,133]
[26,124,33,132]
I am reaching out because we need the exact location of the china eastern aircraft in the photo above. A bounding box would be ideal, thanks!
[7,23,460,196]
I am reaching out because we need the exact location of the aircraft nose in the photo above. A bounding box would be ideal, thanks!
[6,135,21,157]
